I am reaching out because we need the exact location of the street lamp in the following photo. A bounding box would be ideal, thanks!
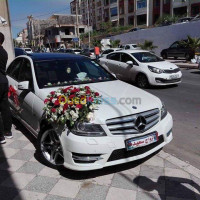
[0,16,7,25]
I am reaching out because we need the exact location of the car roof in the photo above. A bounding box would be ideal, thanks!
[27,53,86,61]
[125,44,137,45]
[114,50,149,53]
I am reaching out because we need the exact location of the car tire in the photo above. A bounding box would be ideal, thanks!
[37,128,64,168]
[136,74,149,89]
[162,53,167,59]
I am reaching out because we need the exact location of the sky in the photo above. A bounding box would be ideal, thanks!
[8,0,71,38]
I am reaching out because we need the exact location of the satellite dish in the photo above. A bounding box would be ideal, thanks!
[0,16,7,25]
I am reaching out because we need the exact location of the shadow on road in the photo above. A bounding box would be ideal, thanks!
[191,71,200,75]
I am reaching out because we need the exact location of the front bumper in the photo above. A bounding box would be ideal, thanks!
[60,113,173,171]
[148,71,182,86]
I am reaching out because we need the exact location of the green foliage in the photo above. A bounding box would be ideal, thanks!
[138,40,158,51]
[179,35,200,52]
[110,39,121,48]
[156,15,179,25]
[100,22,112,31]
[92,38,102,47]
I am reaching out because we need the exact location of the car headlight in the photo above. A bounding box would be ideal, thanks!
[71,122,107,137]
[148,66,164,74]
[161,102,167,120]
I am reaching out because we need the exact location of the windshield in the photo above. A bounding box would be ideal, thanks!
[25,48,31,51]
[132,52,164,63]
[34,59,115,89]
[74,50,81,52]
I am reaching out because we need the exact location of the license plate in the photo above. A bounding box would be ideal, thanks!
[125,132,158,151]
[169,74,179,79]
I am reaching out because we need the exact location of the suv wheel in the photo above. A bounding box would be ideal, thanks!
[38,129,64,168]
[136,74,149,88]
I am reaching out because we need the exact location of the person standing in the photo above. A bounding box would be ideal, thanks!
[94,46,100,61]
[0,32,13,144]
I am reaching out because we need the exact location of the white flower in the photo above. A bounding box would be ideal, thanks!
[86,112,94,121]
[52,98,57,103]
[70,110,75,116]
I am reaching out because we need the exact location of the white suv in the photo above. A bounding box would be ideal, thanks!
[99,50,182,88]
[7,53,173,171]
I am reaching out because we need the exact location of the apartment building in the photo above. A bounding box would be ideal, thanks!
[70,0,200,30]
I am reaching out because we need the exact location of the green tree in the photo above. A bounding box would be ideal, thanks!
[138,40,157,51]
[155,15,179,26]
[109,39,121,48]
[100,22,112,31]
[92,38,102,47]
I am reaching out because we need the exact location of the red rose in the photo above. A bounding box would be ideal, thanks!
[54,100,60,106]
[76,104,83,109]
[63,86,73,93]
[50,97,53,101]
[86,90,91,95]
[50,91,55,95]
[69,94,75,99]
[51,108,56,113]
[63,104,69,111]
[95,92,99,96]
[87,97,93,102]
[85,86,90,90]
[44,99,49,104]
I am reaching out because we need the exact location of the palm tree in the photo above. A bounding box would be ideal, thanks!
[138,40,157,52]
[109,39,121,48]
[179,35,200,52]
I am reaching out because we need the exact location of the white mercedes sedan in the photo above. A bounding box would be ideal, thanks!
[99,50,182,88]
[7,53,173,171]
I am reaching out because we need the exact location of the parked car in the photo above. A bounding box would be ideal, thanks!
[100,48,122,57]
[161,41,194,60]
[14,48,27,57]
[80,49,96,59]
[22,48,33,54]
[71,49,81,54]
[6,53,173,171]
[99,50,182,88]
[177,17,193,23]
[124,44,139,50]
[128,27,142,32]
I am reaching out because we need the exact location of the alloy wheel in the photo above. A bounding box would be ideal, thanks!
[137,74,149,88]
[40,130,64,165]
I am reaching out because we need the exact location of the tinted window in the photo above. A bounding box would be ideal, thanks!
[107,53,120,61]
[18,59,33,89]
[170,42,179,49]
[125,45,130,50]
[6,58,23,80]
[121,53,138,65]
[132,52,164,63]
[34,59,115,88]
[103,49,114,55]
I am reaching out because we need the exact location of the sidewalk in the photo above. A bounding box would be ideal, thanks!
[0,126,200,200]
[167,59,199,69]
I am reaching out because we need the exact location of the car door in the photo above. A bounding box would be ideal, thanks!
[6,58,24,111]
[119,53,139,81]
[17,58,36,128]
[105,53,121,76]
[167,42,179,57]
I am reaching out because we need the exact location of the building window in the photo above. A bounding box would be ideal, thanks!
[65,29,70,35]
[137,14,146,25]
[128,0,134,13]
[128,16,134,25]
[119,18,124,26]
[137,0,147,9]
[79,28,85,33]
[104,0,109,6]
[110,0,117,4]
[154,0,160,7]
[191,5,200,16]
[110,7,118,17]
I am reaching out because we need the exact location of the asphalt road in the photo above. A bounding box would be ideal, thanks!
[145,68,200,169]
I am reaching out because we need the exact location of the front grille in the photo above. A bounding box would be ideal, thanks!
[106,108,160,135]
[164,68,180,74]
[107,135,164,162]
[155,78,181,83]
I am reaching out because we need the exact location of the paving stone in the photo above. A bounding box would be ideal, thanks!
[140,165,164,179]
[14,190,47,200]
[0,159,26,172]
[106,187,136,200]
[7,140,29,149]
[0,186,19,200]
[142,156,164,168]
[45,194,73,200]
[157,151,170,159]
[120,165,141,176]
[17,161,45,174]
[183,165,200,179]
[165,160,180,169]
[111,173,138,191]
[1,172,35,189]
[166,155,190,169]
[11,149,35,161]
[137,176,165,195]
[136,191,164,200]
[39,167,61,179]
[91,173,114,186]
[165,168,191,180]
[18,135,29,141]
[0,148,20,158]
[23,143,36,150]
[165,179,196,199]
[50,179,81,198]
[76,183,109,200]
[25,176,58,193]
[166,197,194,200]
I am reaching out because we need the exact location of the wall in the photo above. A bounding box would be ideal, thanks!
[111,20,200,55]
[0,0,14,65]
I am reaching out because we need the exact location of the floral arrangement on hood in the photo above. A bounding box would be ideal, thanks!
[43,86,101,128]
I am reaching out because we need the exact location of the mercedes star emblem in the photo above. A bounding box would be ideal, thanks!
[135,116,147,131]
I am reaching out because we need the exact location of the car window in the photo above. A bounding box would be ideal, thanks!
[6,58,23,80]
[120,53,138,65]
[132,52,164,63]
[18,59,34,89]
[132,45,137,48]
[170,42,179,48]
[103,49,114,55]
[125,45,130,50]
[107,53,120,61]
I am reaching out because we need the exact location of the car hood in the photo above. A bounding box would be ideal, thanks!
[38,80,162,124]
[143,61,178,70]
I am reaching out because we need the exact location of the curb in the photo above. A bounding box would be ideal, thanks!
[176,64,199,69]
[158,151,200,179]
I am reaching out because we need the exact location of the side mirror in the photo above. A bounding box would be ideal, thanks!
[18,81,29,90]
[126,61,133,66]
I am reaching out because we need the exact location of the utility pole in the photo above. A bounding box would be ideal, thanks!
[87,0,91,49]
[117,0,120,26]
[76,0,80,47]
[38,20,41,49]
